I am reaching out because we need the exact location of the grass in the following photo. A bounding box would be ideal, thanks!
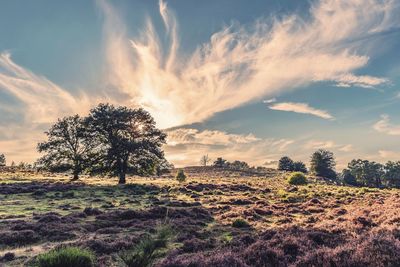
[120,225,174,267]
[0,168,397,266]
[35,246,95,267]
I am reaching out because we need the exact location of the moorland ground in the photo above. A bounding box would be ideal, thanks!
[1,167,400,266]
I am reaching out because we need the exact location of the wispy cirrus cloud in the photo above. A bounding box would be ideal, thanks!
[334,73,389,88]
[0,52,90,124]
[1,0,399,164]
[268,102,334,120]
[99,0,397,128]
[373,114,400,135]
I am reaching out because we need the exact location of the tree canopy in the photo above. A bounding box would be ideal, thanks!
[84,103,167,184]
[278,156,294,171]
[37,115,95,180]
[310,149,336,179]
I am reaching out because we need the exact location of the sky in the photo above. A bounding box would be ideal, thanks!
[1,0,400,170]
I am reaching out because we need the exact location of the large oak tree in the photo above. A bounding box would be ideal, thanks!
[85,103,167,184]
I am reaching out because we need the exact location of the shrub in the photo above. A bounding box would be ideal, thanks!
[121,225,174,267]
[36,246,95,267]
[287,172,307,185]
[232,218,250,228]
[293,161,307,173]
[175,170,186,183]
[2,252,15,261]
[278,156,294,171]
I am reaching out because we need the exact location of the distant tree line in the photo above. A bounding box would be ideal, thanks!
[37,103,171,184]
[279,149,400,188]
[341,159,400,188]
[212,157,250,170]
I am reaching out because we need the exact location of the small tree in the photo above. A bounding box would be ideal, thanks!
[176,169,186,183]
[37,115,94,180]
[200,154,211,166]
[85,104,167,184]
[293,161,307,173]
[310,150,336,179]
[0,154,5,167]
[213,157,227,168]
[278,156,294,171]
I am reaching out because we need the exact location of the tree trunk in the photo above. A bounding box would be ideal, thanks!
[118,172,126,184]
[118,158,127,184]
[71,160,80,181]
[71,173,79,181]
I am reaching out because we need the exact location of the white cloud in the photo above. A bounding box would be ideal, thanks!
[263,98,277,104]
[304,140,353,152]
[166,128,260,146]
[268,102,334,120]
[378,150,400,159]
[164,128,294,167]
[1,0,399,163]
[99,0,397,128]
[338,144,354,152]
[0,53,90,124]
[334,73,388,88]
[373,114,400,136]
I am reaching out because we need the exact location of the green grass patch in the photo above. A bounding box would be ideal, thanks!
[35,246,95,267]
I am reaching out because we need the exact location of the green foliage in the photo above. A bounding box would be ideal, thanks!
[347,159,383,187]
[287,172,307,185]
[37,115,94,180]
[341,169,358,186]
[176,169,186,182]
[293,161,307,173]
[310,150,336,179]
[121,225,174,267]
[384,161,400,187]
[229,160,249,170]
[213,157,228,168]
[0,153,5,166]
[84,103,167,184]
[232,218,250,228]
[278,156,294,171]
[36,246,95,267]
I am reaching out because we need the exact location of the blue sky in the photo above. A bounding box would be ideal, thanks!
[1,0,400,169]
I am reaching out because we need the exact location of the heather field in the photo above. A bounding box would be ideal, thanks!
[1,167,400,266]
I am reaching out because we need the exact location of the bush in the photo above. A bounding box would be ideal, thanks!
[232,218,250,228]
[121,225,174,267]
[293,161,307,173]
[287,172,307,185]
[278,156,294,171]
[175,170,186,183]
[36,246,95,267]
